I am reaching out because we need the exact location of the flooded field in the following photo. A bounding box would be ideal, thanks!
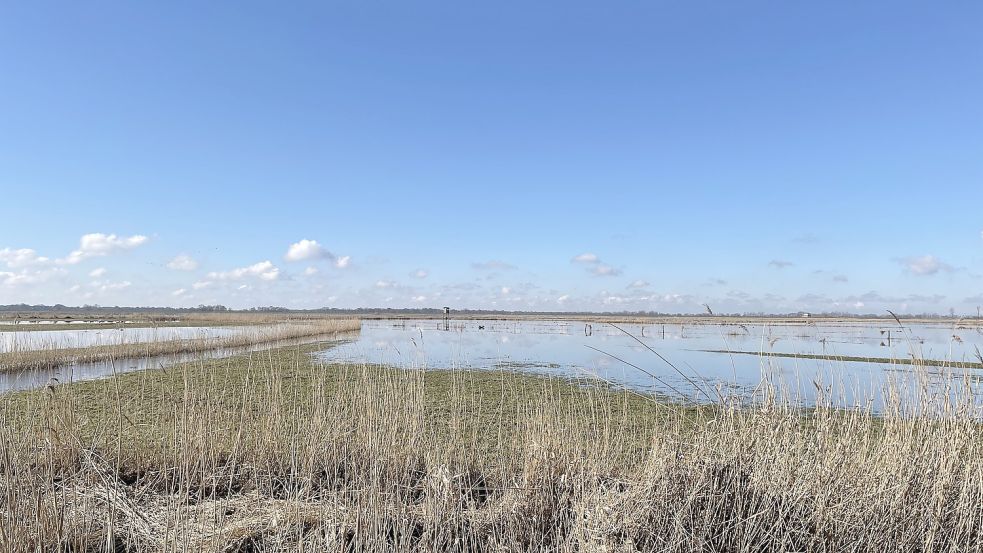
[0,326,242,350]
[3,317,981,410]
[317,318,983,410]
[0,333,358,393]
[0,320,361,393]
[0,319,129,326]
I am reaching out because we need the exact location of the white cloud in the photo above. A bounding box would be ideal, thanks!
[207,260,280,281]
[572,253,599,264]
[285,239,333,262]
[172,288,187,297]
[501,286,511,295]
[334,255,351,269]
[411,295,427,302]
[572,252,621,276]
[897,255,953,276]
[167,254,198,271]
[61,233,148,265]
[591,264,621,277]
[627,279,649,289]
[2,235,145,277]
[303,266,319,276]
[413,269,428,279]
[769,260,794,269]
[259,266,282,281]
[89,268,106,278]
[0,248,50,268]
[192,281,212,290]
[375,280,396,289]
[0,267,64,287]
[557,294,570,304]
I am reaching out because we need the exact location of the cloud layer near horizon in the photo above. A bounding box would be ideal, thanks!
[1,230,980,315]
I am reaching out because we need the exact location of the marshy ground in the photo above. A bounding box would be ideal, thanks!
[3,331,983,551]
[0,318,361,374]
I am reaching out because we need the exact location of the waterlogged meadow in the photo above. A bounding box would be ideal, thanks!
[0,318,361,392]
[2,316,983,551]
[322,318,983,411]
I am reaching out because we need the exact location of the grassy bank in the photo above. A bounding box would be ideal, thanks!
[2,340,983,551]
[0,318,360,372]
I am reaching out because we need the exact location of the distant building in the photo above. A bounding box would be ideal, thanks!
[800,312,811,318]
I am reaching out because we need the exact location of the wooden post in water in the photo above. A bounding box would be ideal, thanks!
[442,307,450,331]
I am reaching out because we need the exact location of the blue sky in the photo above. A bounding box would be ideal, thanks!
[1,1,981,313]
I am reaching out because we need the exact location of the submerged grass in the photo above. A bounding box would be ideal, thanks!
[703,347,983,369]
[0,318,360,372]
[2,335,983,551]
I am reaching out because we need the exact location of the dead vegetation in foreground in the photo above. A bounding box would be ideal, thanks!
[2,345,983,551]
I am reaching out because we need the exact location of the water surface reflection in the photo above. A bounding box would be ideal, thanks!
[316,319,983,410]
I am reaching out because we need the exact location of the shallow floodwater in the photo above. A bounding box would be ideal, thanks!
[0,332,359,393]
[0,326,243,351]
[316,319,983,410]
[0,319,139,325]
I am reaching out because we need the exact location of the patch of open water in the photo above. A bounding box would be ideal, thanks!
[0,332,360,393]
[315,319,983,410]
[0,326,243,351]
[4,318,981,412]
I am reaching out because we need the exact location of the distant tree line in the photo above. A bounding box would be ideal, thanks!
[0,303,232,314]
[0,303,975,319]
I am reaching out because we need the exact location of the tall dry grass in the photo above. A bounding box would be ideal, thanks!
[2,337,983,551]
[0,318,360,372]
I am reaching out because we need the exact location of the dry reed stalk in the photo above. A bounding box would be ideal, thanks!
[2,340,983,551]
